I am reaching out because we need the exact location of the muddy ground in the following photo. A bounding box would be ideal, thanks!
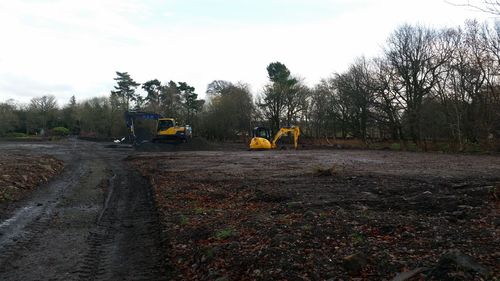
[129,149,500,280]
[0,140,499,280]
[0,153,64,203]
[0,140,166,281]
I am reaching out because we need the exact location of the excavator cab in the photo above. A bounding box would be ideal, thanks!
[253,127,271,139]
[157,119,175,131]
[249,127,273,150]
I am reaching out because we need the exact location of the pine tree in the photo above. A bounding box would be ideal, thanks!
[110,72,140,110]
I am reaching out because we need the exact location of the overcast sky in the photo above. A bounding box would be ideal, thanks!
[0,0,496,105]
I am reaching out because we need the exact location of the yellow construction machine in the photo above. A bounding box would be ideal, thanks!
[125,111,192,145]
[249,126,300,150]
[154,117,192,143]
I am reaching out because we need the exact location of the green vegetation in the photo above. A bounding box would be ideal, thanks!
[194,207,207,215]
[406,142,418,152]
[438,143,451,153]
[203,247,215,259]
[390,143,401,151]
[465,143,482,153]
[351,232,366,245]
[4,132,28,138]
[179,215,189,226]
[215,228,234,239]
[52,127,70,136]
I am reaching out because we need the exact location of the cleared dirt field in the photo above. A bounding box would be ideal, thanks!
[129,149,500,280]
[1,140,498,280]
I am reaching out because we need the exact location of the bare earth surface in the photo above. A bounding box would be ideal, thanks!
[1,140,499,280]
[0,140,166,281]
[129,149,500,280]
[0,152,64,203]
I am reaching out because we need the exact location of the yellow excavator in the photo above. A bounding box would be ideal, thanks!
[249,126,300,150]
[125,111,192,145]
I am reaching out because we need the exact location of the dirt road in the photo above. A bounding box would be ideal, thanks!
[0,140,166,281]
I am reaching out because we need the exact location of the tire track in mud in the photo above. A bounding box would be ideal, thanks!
[0,141,167,281]
[0,155,88,270]
[77,159,167,281]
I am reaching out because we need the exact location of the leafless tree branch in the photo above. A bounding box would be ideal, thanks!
[446,0,500,15]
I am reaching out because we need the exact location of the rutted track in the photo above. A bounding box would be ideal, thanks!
[0,140,167,281]
[77,160,167,281]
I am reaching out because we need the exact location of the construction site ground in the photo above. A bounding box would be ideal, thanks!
[0,139,499,280]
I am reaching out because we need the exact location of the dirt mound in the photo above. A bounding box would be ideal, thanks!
[0,153,64,203]
[135,137,212,152]
[134,125,155,144]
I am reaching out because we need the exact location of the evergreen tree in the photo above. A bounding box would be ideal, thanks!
[110,71,140,110]
[142,79,162,113]
[178,82,200,124]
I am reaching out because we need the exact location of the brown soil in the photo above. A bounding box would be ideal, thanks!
[0,153,64,203]
[129,149,500,280]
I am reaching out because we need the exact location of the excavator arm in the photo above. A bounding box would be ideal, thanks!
[271,126,300,149]
[124,111,163,145]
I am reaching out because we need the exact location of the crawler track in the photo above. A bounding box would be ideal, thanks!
[77,163,166,281]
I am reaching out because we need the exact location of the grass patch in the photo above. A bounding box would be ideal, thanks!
[179,215,189,226]
[215,228,234,240]
[406,142,417,152]
[351,232,366,245]
[4,132,28,138]
[438,143,451,153]
[194,207,207,215]
[203,247,215,259]
[390,143,401,150]
[0,188,15,203]
[301,224,312,231]
[465,143,482,153]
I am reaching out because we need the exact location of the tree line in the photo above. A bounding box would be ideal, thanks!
[1,20,499,150]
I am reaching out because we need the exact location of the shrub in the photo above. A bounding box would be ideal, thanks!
[52,127,70,136]
[438,143,450,153]
[406,142,417,152]
[465,142,482,153]
[179,215,189,226]
[4,132,28,138]
[215,228,234,239]
[390,143,401,150]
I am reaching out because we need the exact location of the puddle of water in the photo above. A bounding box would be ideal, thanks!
[0,206,35,229]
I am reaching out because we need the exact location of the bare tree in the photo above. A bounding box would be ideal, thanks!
[28,95,58,132]
[284,78,310,127]
[371,57,406,140]
[0,101,19,136]
[385,25,454,142]
[334,57,375,141]
[447,0,500,15]
[201,81,254,139]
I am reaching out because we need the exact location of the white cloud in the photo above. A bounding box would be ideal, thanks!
[0,0,496,105]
